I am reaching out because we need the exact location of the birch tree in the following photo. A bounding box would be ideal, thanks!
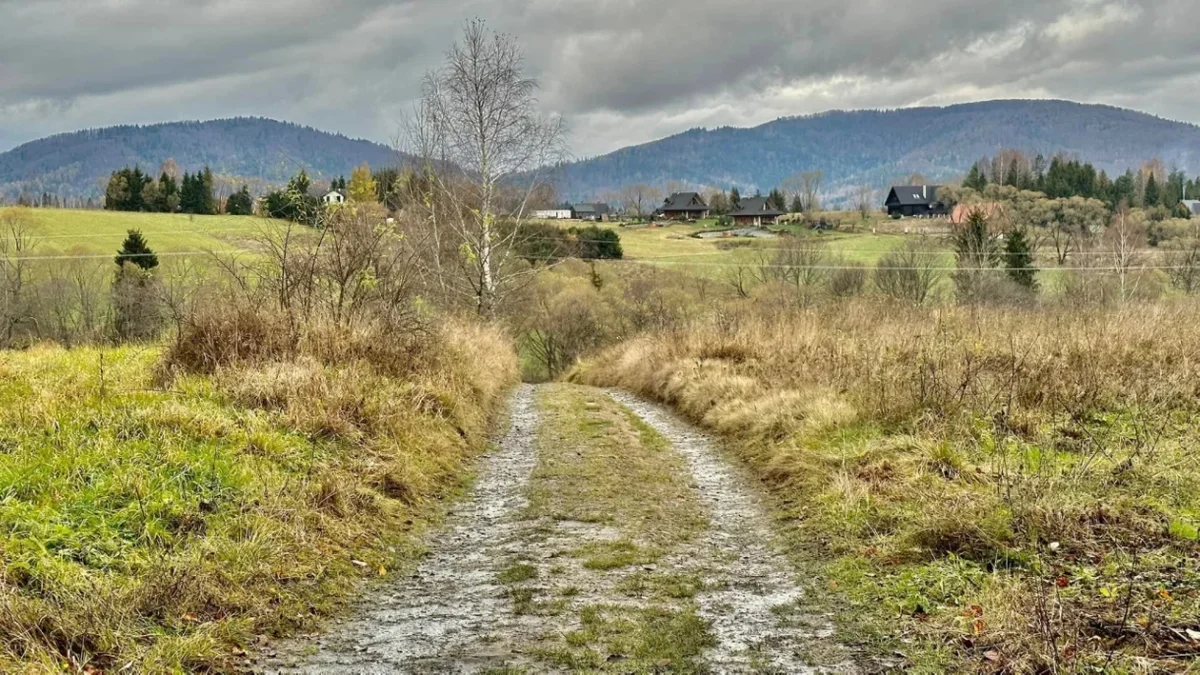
[405,19,565,317]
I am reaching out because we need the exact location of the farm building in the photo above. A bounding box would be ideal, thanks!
[573,203,611,221]
[729,197,785,227]
[659,192,710,221]
[885,185,947,217]
[322,190,346,205]
[1181,200,1200,216]
[535,208,574,219]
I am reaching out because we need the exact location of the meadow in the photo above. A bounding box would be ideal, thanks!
[7,207,273,256]
[573,299,1200,672]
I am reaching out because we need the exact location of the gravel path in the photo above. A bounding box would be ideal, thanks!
[258,385,541,674]
[257,385,855,673]
[609,391,856,674]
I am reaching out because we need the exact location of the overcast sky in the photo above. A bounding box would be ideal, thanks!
[1,0,1197,159]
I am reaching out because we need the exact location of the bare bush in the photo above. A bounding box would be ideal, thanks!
[874,240,943,305]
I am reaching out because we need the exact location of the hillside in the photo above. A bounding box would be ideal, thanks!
[555,100,1200,204]
[0,118,402,201]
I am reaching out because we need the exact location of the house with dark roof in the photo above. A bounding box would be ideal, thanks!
[659,192,709,221]
[884,185,948,217]
[728,197,785,227]
[573,203,611,221]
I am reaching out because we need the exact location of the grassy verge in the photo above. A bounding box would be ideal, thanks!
[573,301,1200,672]
[501,385,712,672]
[0,320,517,671]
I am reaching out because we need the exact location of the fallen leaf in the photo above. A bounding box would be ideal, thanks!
[1186,628,1200,642]
[983,650,1002,662]
[351,559,368,568]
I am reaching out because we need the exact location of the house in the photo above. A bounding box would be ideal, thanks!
[1181,200,1200,216]
[884,185,947,217]
[534,208,574,219]
[323,190,346,206]
[659,192,709,221]
[729,197,785,227]
[573,203,611,221]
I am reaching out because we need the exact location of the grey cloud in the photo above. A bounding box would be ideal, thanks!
[0,0,1198,159]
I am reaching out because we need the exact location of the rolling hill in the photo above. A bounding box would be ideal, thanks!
[0,118,403,202]
[554,100,1200,205]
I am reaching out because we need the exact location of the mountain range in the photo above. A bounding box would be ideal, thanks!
[555,100,1200,205]
[0,118,400,202]
[4,100,1200,206]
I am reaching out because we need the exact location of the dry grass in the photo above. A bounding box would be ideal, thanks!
[0,318,517,672]
[574,299,1200,672]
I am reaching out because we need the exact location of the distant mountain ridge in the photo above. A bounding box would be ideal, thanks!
[553,100,1200,205]
[0,118,402,201]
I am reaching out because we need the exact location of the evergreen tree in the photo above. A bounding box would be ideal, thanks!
[1144,173,1161,207]
[963,165,987,190]
[115,230,159,271]
[1004,228,1038,290]
[225,186,254,215]
[789,195,803,213]
[729,186,741,209]
[157,171,179,212]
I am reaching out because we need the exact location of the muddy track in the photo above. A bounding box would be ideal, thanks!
[608,392,855,674]
[257,385,854,674]
[259,385,542,674]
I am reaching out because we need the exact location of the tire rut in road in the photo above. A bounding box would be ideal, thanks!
[609,391,857,674]
[258,384,541,674]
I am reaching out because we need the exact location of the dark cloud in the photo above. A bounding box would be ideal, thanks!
[0,0,1197,158]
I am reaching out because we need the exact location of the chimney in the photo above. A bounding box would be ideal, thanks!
[923,185,927,199]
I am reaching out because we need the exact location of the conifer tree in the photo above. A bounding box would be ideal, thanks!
[115,230,159,271]
[1005,228,1038,290]
[1144,173,1161,207]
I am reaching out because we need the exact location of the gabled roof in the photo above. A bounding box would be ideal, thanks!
[574,203,610,215]
[1182,199,1200,215]
[886,185,941,206]
[322,189,346,198]
[730,197,785,217]
[661,192,708,212]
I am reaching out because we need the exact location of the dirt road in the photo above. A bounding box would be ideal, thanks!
[259,384,854,674]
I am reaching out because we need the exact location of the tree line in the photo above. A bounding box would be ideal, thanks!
[104,164,254,216]
[963,151,1200,214]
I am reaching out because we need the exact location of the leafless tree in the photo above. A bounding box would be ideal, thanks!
[403,19,566,317]
[0,210,38,346]
[1105,207,1147,303]
[619,184,660,220]
[854,184,876,221]
[874,240,944,305]
[781,171,823,214]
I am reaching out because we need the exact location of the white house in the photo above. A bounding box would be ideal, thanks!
[323,190,346,205]
[535,209,573,219]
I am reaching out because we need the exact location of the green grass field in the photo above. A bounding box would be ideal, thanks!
[2,208,276,257]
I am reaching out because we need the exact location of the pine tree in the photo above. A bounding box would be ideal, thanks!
[790,195,803,213]
[226,186,254,215]
[1004,228,1038,290]
[963,165,987,190]
[1144,173,1161,207]
[115,230,159,271]
[729,186,741,209]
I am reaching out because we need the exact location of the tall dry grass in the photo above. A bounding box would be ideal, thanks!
[574,299,1200,672]
[0,312,517,671]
